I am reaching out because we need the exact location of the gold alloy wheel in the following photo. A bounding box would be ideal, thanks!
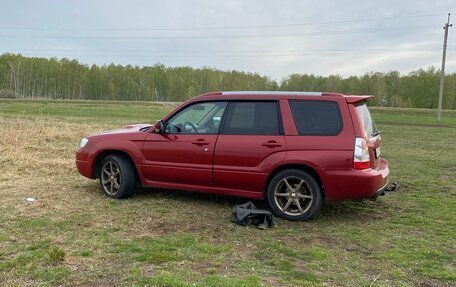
[273,176,313,216]
[101,161,122,195]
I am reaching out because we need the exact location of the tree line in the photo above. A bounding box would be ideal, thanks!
[1,53,455,109]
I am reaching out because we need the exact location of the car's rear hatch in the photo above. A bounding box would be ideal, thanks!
[354,102,382,170]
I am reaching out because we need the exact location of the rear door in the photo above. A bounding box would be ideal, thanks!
[213,101,286,193]
[355,102,382,169]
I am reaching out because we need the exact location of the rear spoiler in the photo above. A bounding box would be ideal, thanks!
[345,95,374,104]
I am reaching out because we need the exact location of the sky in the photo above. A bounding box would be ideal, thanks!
[0,0,455,80]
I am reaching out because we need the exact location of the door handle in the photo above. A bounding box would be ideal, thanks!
[192,139,210,146]
[261,140,282,148]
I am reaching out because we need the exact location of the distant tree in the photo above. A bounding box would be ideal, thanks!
[0,53,454,109]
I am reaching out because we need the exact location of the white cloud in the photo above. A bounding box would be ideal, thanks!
[1,0,454,79]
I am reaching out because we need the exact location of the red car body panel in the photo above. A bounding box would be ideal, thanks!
[76,91,390,202]
[141,133,217,186]
[213,134,286,192]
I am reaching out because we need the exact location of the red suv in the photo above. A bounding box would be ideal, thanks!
[76,91,391,221]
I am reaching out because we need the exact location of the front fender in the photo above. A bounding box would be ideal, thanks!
[86,133,147,179]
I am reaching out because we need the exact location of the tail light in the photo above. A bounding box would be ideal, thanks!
[354,137,370,170]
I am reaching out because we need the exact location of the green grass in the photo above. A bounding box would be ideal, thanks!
[0,98,173,125]
[0,99,455,286]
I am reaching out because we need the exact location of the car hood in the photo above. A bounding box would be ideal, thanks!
[91,123,152,136]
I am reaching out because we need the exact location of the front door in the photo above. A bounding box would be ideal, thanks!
[141,101,227,186]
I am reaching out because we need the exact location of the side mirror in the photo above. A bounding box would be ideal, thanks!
[153,120,164,133]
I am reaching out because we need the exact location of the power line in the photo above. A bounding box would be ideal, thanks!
[0,13,445,31]
[0,25,441,40]
[0,50,442,59]
[0,47,448,54]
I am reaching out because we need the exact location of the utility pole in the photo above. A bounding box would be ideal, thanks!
[437,13,452,121]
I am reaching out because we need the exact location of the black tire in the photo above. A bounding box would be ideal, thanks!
[99,154,136,199]
[266,169,322,221]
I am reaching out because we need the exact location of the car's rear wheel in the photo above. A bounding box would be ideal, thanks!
[266,169,322,221]
[99,155,136,199]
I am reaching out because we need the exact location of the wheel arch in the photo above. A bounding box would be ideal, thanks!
[92,149,141,184]
[265,164,325,197]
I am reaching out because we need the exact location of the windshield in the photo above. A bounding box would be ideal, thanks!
[355,103,378,137]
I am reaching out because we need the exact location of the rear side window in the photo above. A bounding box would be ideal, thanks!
[289,100,342,135]
[223,101,280,135]
[355,103,377,137]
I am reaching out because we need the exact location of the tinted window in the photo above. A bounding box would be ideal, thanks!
[223,101,280,135]
[289,100,342,135]
[166,101,227,134]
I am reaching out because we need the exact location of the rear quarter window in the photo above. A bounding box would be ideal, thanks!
[289,100,342,135]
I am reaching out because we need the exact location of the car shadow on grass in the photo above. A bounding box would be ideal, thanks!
[135,187,261,209]
[133,187,391,223]
[83,181,391,223]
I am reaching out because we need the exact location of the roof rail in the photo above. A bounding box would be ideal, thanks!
[221,91,322,96]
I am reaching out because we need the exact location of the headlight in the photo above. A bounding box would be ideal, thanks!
[80,137,89,148]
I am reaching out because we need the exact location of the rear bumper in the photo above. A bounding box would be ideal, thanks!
[323,158,390,201]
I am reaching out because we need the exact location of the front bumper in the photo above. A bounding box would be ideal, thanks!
[76,149,94,179]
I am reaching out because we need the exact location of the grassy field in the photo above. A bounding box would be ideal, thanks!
[0,99,455,287]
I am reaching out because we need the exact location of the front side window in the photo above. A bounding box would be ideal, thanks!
[223,101,280,135]
[166,101,227,134]
[289,100,342,135]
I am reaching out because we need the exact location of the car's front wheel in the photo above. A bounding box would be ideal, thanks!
[99,155,136,199]
[266,169,322,221]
